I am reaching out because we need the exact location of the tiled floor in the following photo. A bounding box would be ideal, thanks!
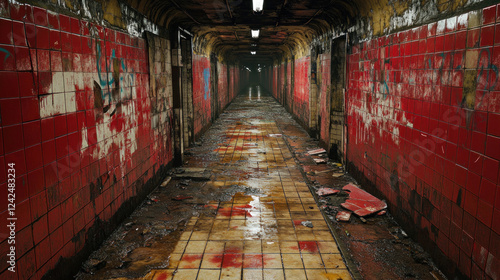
[145,87,352,279]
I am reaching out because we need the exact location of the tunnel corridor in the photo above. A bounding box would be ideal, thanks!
[1,0,500,279]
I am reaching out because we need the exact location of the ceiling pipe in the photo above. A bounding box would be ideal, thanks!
[169,0,200,24]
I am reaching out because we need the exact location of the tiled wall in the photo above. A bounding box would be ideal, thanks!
[192,53,211,138]
[0,2,172,279]
[318,53,331,150]
[293,56,311,127]
[217,62,228,110]
[346,4,500,278]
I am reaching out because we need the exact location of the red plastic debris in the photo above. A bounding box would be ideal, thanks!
[336,211,351,222]
[172,195,193,201]
[316,188,340,196]
[341,183,387,217]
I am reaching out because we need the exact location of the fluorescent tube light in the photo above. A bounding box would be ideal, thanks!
[251,29,259,38]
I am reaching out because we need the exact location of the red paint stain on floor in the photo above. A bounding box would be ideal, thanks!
[208,254,223,267]
[243,254,263,268]
[222,253,243,268]
[181,254,202,262]
[293,220,304,226]
[154,272,170,280]
[218,206,253,218]
[299,241,319,253]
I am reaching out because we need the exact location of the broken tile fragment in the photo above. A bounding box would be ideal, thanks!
[341,183,387,217]
[316,188,340,196]
[336,211,351,222]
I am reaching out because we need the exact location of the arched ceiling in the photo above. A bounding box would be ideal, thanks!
[126,0,359,62]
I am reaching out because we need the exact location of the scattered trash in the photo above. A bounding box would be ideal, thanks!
[400,229,408,238]
[307,148,327,155]
[313,158,327,164]
[160,177,172,187]
[359,217,367,223]
[268,134,282,137]
[345,230,351,236]
[336,211,351,222]
[172,195,193,201]
[172,168,211,181]
[332,172,344,178]
[124,222,135,227]
[301,221,314,228]
[341,183,387,217]
[316,188,340,196]
[333,163,342,167]
[179,180,190,186]
[378,210,387,216]
[174,168,185,174]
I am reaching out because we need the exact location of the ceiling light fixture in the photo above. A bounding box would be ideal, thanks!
[251,51,256,55]
[251,29,259,38]
[253,0,264,12]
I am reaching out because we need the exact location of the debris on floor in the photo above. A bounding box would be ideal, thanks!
[316,187,340,196]
[300,221,314,228]
[172,168,211,181]
[332,172,344,178]
[341,183,387,217]
[160,177,171,187]
[268,133,282,137]
[313,158,327,164]
[307,148,327,155]
[336,211,352,222]
[171,195,193,201]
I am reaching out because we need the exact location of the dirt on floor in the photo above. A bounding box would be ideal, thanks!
[75,87,446,280]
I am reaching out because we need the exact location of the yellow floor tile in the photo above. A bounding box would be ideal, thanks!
[321,254,346,269]
[305,269,328,280]
[220,268,242,279]
[197,269,221,280]
[301,254,324,268]
[185,241,207,254]
[282,254,304,269]
[243,269,263,280]
[284,269,307,280]
[262,254,282,269]
[325,269,353,280]
[263,269,284,280]
[172,269,199,280]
